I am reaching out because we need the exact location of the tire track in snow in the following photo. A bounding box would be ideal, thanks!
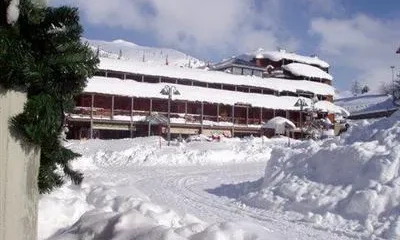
[132,164,359,240]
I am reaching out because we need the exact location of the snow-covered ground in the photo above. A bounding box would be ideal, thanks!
[39,137,352,240]
[39,112,400,239]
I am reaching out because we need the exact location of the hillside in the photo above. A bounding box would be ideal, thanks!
[83,38,205,68]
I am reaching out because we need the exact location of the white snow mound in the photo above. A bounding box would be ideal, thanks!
[241,111,400,238]
[67,136,272,168]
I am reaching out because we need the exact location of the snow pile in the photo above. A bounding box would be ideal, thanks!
[240,111,400,238]
[39,179,258,240]
[66,136,273,168]
[283,63,333,81]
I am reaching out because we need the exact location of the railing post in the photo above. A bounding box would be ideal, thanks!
[200,101,204,134]
[111,95,115,119]
[130,97,134,138]
[217,104,220,123]
[246,107,249,125]
[231,104,235,137]
[90,94,94,139]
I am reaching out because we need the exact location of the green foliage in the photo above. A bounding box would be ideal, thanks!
[0,0,99,193]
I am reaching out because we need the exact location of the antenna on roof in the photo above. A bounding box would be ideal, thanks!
[165,54,169,65]
[142,50,145,62]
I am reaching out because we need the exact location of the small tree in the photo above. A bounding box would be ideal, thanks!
[0,0,99,193]
[379,82,391,95]
[361,85,370,94]
[351,80,362,96]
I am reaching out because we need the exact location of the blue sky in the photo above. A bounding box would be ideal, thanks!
[50,0,400,93]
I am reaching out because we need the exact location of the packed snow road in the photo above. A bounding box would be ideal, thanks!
[95,163,356,240]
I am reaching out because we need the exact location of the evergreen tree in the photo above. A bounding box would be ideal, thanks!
[351,80,361,96]
[118,49,122,59]
[0,0,99,193]
[361,85,370,94]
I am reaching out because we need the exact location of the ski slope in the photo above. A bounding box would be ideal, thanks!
[84,38,205,68]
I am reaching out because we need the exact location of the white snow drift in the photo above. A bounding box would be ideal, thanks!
[240,111,400,238]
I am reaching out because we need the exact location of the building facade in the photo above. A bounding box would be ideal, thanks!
[66,49,347,140]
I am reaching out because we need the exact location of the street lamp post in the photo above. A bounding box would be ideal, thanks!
[294,98,308,140]
[391,66,395,96]
[160,85,180,146]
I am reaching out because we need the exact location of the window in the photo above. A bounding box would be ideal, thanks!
[253,70,263,77]
[232,67,242,75]
[243,68,252,76]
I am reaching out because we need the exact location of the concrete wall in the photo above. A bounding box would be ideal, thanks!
[0,88,40,240]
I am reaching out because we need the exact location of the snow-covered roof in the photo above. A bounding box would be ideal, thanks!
[315,101,350,117]
[85,76,344,115]
[212,57,264,71]
[335,94,398,116]
[282,63,333,81]
[262,117,296,129]
[99,58,335,96]
[254,50,330,68]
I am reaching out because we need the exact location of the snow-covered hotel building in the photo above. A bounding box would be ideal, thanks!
[66,48,347,139]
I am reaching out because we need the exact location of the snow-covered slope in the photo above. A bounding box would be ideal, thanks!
[84,38,205,68]
[335,94,398,116]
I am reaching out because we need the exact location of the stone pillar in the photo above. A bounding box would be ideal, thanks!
[90,94,94,139]
[0,88,40,240]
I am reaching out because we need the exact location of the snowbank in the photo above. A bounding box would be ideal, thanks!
[239,111,400,238]
[40,180,259,240]
[38,137,288,240]
[64,136,274,168]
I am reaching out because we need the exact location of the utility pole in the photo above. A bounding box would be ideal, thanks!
[160,85,180,146]
[294,98,308,140]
